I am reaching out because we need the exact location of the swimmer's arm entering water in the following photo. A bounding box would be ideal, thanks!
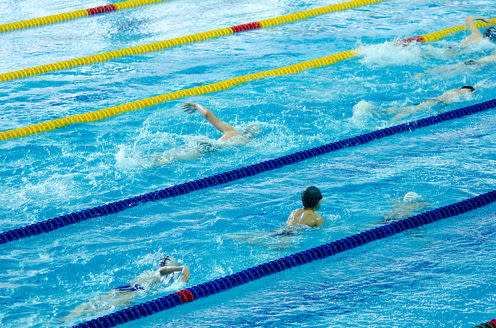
[461,16,495,46]
[158,265,190,282]
[182,102,240,140]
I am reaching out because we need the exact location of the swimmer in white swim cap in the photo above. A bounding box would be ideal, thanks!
[403,191,423,203]
[384,191,430,221]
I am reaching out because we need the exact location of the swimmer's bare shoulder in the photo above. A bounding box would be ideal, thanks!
[287,209,324,227]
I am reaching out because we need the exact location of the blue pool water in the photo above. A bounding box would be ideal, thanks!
[1,0,496,327]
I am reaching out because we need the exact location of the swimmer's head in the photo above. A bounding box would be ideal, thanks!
[483,27,496,43]
[159,255,178,267]
[301,186,323,209]
[461,85,475,93]
[241,123,261,139]
[403,191,423,203]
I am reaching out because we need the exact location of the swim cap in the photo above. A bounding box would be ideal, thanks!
[464,59,478,66]
[301,186,323,208]
[403,191,423,203]
[241,123,261,139]
[483,27,496,42]
[159,255,178,267]
[461,85,475,92]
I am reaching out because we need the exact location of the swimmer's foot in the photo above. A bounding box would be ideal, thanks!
[413,72,424,80]
[151,153,172,165]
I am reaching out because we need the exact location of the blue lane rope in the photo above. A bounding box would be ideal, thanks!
[1,98,495,246]
[72,190,496,328]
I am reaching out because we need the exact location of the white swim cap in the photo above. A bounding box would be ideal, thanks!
[242,123,261,139]
[403,191,422,203]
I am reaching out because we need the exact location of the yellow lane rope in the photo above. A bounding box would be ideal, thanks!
[0,0,167,33]
[0,19,494,141]
[0,0,386,82]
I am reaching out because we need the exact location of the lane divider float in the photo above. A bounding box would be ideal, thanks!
[1,18,495,142]
[0,0,387,81]
[474,320,496,328]
[0,0,168,33]
[1,98,495,246]
[72,190,496,327]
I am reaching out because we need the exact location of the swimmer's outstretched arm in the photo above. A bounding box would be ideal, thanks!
[461,16,495,46]
[158,265,190,282]
[182,102,238,135]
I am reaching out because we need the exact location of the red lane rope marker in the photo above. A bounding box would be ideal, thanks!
[175,289,195,303]
[230,21,263,33]
[86,4,117,16]
[401,35,426,45]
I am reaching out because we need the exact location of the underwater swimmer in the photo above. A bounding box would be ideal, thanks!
[61,255,189,322]
[153,102,261,165]
[384,191,430,222]
[384,86,475,122]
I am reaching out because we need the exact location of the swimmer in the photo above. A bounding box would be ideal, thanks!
[383,85,475,122]
[153,102,261,165]
[227,186,324,249]
[416,17,496,79]
[463,51,496,66]
[384,191,430,222]
[285,186,324,228]
[61,255,190,323]
[461,17,496,65]
[460,16,496,47]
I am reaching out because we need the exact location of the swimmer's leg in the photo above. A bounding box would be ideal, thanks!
[60,290,133,323]
[226,232,296,250]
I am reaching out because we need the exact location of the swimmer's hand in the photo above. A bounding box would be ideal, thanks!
[180,266,190,282]
[472,16,495,24]
[158,265,190,282]
[465,16,495,25]
[182,102,208,116]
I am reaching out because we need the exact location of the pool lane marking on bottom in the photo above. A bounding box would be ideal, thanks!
[72,189,496,328]
[1,98,495,246]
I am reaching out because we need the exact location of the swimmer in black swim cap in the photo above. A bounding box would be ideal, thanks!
[385,86,475,122]
[483,26,496,42]
[286,186,324,227]
[227,186,325,249]
[460,16,496,46]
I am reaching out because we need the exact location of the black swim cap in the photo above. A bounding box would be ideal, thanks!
[159,255,178,267]
[301,186,323,208]
[483,27,496,42]
[461,85,475,92]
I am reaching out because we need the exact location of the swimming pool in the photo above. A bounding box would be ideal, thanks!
[1,0,495,326]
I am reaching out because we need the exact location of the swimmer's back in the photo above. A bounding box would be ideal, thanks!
[286,208,324,227]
